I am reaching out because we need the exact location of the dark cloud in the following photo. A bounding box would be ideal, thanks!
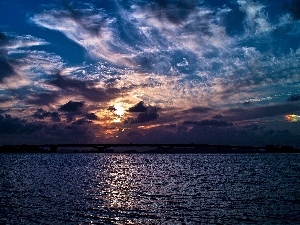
[219,77,266,100]
[49,74,119,102]
[0,57,16,82]
[125,101,160,124]
[0,31,8,54]
[126,130,142,136]
[62,1,105,35]
[59,101,84,112]
[212,114,223,119]
[135,53,172,74]
[224,103,300,121]
[128,101,148,112]
[26,92,59,106]
[107,106,116,112]
[184,120,233,127]
[0,31,6,42]
[184,106,213,114]
[33,108,51,119]
[0,114,41,134]
[32,108,61,122]
[287,94,300,102]
[125,111,159,124]
[72,118,91,125]
[149,0,197,24]
[0,32,17,82]
[0,96,11,103]
[85,113,98,120]
[0,114,96,144]
[50,112,60,122]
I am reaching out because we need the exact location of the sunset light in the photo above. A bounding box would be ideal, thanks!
[0,0,299,147]
[113,103,125,123]
[285,114,300,122]
[1,1,300,224]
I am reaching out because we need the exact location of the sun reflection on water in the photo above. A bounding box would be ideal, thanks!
[102,155,138,211]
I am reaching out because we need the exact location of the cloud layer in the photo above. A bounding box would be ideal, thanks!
[0,0,300,146]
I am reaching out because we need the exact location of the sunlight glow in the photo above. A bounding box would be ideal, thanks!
[115,103,125,116]
[113,103,125,123]
[285,114,300,122]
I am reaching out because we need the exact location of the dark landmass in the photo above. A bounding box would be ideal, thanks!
[0,143,299,153]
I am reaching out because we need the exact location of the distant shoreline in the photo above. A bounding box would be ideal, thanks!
[1,143,299,154]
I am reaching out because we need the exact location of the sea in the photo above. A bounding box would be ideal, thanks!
[1,153,300,224]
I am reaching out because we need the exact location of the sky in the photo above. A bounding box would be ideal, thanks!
[0,0,300,147]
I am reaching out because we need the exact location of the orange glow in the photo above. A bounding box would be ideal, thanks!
[138,124,161,129]
[285,114,300,122]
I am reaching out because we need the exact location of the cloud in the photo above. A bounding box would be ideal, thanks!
[59,101,84,112]
[33,108,52,119]
[0,114,41,135]
[26,92,59,106]
[124,101,160,124]
[0,32,17,82]
[128,101,148,112]
[72,118,91,125]
[183,119,233,127]
[49,73,120,102]
[32,4,136,67]
[0,31,61,90]
[287,94,300,102]
[224,103,300,121]
[85,113,99,120]
[238,0,272,36]
[0,114,25,134]
[107,106,116,112]
[131,1,232,59]
[212,114,223,119]
[0,57,16,82]
[124,111,159,124]
[147,0,197,24]
[50,112,60,122]
[32,108,61,122]
[0,113,98,144]
[184,106,213,114]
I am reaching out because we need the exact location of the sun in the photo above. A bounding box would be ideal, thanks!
[113,102,125,122]
[115,103,125,117]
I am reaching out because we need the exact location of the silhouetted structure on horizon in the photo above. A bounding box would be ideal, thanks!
[0,143,299,153]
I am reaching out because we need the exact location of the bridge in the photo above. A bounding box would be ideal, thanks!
[0,143,299,153]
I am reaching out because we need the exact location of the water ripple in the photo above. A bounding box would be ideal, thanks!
[0,153,300,224]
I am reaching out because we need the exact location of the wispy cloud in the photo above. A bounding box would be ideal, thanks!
[32,4,136,67]
[0,31,63,90]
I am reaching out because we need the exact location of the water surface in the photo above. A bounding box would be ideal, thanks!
[1,153,300,224]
